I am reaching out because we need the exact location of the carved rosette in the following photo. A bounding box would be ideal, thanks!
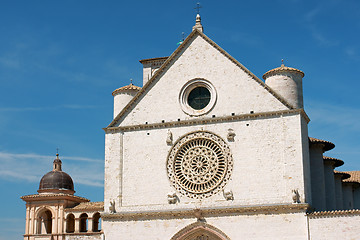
[167,131,233,199]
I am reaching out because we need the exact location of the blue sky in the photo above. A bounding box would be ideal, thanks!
[1,0,360,239]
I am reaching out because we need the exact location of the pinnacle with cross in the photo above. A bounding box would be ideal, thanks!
[192,3,203,32]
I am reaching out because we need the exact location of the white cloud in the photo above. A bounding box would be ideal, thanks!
[0,105,100,112]
[0,151,104,187]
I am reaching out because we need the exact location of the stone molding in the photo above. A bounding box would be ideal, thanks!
[21,193,89,203]
[104,109,309,133]
[101,203,310,221]
[170,221,231,240]
[107,29,295,128]
[23,232,103,237]
[308,209,360,218]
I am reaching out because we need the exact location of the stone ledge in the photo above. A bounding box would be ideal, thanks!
[308,209,360,218]
[104,109,310,133]
[102,203,310,221]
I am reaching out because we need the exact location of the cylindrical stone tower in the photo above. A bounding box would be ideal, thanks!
[112,83,141,119]
[263,62,305,109]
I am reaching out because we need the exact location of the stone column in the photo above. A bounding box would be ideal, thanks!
[29,206,35,235]
[88,218,93,232]
[309,147,326,211]
[342,182,354,210]
[54,206,58,234]
[74,218,80,233]
[25,206,30,235]
[334,174,344,210]
[323,161,336,210]
[59,205,64,234]
[353,186,360,209]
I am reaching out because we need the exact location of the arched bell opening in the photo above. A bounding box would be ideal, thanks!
[92,212,101,232]
[79,213,88,232]
[65,213,75,233]
[36,209,52,234]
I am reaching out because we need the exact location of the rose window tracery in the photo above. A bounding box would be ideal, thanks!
[167,131,233,199]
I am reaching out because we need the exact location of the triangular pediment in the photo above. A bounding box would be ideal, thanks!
[107,30,292,128]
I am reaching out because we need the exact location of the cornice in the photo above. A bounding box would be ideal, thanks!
[24,232,103,237]
[308,209,360,218]
[21,193,89,203]
[101,203,310,221]
[104,109,310,133]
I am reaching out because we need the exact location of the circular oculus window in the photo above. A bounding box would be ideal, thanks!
[179,79,217,116]
[167,131,233,199]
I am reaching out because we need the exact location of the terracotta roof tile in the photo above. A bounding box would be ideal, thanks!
[323,156,344,167]
[112,83,141,96]
[21,193,89,202]
[65,201,104,212]
[263,64,304,80]
[139,56,169,64]
[309,137,335,151]
[343,171,360,183]
[334,170,351,180]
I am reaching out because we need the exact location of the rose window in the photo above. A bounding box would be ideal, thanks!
[167,131,233,199]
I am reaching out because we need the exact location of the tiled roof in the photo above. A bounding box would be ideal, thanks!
[309,137,335,151]
[112,83,141,96]
[323,156,344,167]
[263,64,305,80]
[65,201,104,212]
[343,171,360,183]
[334,170,351,180]
[21,193,89,202]
[139,56,169,64]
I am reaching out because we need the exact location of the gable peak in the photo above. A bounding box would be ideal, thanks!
[192,14,203,33]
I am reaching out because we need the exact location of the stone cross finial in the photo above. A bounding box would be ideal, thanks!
[192,3,203,33]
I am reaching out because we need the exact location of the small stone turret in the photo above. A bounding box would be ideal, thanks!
[263,61,305,109]
[112,82,141,119]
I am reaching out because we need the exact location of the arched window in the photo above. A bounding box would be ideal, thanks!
[37,209,52,234]
[65,214,75,233]
[92,212,101,232]
[79,213,88,232]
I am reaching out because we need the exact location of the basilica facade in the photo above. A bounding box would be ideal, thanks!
[21,15,360,240]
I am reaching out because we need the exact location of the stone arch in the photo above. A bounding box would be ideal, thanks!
[171,222,230,240]
[92,212,101,232]
[35,207,53,234]
[65,213,75,233]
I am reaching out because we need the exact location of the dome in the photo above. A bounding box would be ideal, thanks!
[112,83,141,96]
[262,62,304,80]
[38,154,75,194]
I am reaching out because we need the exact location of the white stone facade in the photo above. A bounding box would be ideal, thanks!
[22,16,360,240]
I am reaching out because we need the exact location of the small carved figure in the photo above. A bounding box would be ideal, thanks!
[227,129,235,142]
[194,208,203,221]
[166,130,173,145]
[109,200,116,213]
[292,189,300,203]
[223,189,234,201]
[167,192,177,204]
